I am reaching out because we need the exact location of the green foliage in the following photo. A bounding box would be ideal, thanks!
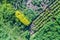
[23,9,38,22]
[0,3,29,40]
[30,20,60,40]
[30,12,60,40]
[30,0,60,39]
[7,0,27,10]
[0,0,60,40]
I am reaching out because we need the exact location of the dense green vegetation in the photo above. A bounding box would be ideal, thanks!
[0,0,37,40]
[30,0,60,40]
[0,3,29,40]
[30,12,60,40]
[0,0,60,40]
[31,0,60,32]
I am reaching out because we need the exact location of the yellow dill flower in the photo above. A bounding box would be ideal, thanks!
[15,10,30,26]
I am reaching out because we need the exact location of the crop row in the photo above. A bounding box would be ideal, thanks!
[31,0,60,35]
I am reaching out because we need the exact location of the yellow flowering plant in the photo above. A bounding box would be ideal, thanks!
[15,10,30,26]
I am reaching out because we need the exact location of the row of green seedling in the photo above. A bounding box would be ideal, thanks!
[31,3,60,39]
[32,0,60,31]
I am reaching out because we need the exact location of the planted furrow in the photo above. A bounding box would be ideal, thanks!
[30,0,60,40]
[33,13,52,31]
[33,12,45,24]
[51,5,60,13]
[34,10,50,25]
[52,6,60,14]
[32,13,50,30]
[35,13,45,25]
[32,4,59,31]
[32,12,48,29]
[31,18,52,39]
[35,7,60,35]
[37,17,51,30]
[31,9,60,39]
[55,10,60,14]
[36,13,52,27]
[32,10,60,36]
[51,2,59,9]
[35,7,60,32]
[36,0,59,24]
[50,0,58,8]
[34,13,47,25]
[33,1,59,25]
[34,1,58,24]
